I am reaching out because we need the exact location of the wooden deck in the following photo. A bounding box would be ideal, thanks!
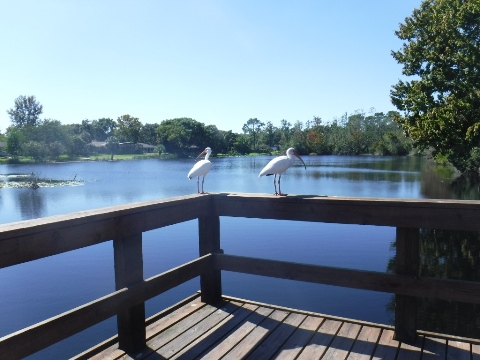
[74,293,480,360]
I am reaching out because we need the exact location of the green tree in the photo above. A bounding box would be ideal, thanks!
[27,120,73,159]
[116,115,142,143]
[242,118,264,150]
[390,0,480,175]
[279,119,292,148]
[139,123,159,145]
[156,118,206,156]
[91,118,116,141]
[23,141,48,161]
[106,136,119,160]
[7,95,43,127]
[5,127,23,156]
[204,124,227,154]
[262,121,280,149]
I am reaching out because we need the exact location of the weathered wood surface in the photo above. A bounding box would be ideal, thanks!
[214,253,480,305]
[394,227,419,343]
[74,294,480,360]
[0,256,211,359]
[213,193,480,230]
[0,194,205,268]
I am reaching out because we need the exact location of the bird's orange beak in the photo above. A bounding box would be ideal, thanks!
[294,151,307,170]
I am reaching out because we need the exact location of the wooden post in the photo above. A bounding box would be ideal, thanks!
[394,227,419,344]
[198,214,222,304]
[113,221,146,353]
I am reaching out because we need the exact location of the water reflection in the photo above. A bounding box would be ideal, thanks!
[17,189,46,219]
[387,228,480,338]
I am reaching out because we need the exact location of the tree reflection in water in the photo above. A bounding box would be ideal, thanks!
[388,229,480,338]
[18,189,46,220]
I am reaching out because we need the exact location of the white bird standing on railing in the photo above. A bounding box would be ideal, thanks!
[259,147,306,196]
[187,147,212,194]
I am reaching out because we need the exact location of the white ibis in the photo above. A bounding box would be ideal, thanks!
[187,147,212,194]
[258,147,306,196]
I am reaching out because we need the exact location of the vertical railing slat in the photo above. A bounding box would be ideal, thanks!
[113,220,146,353]
[199,214,222,304]
[394,226,420,344]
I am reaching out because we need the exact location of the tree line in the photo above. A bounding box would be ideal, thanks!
[0,95,413,161]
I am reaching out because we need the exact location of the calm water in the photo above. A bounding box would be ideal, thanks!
[0,155,475,359]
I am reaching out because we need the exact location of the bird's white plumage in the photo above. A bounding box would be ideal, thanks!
[188,147,212,193]
[258,147,306,195]
[259,155,293,177]
[188,159,212,179]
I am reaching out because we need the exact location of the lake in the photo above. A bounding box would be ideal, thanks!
[0,155,476,359]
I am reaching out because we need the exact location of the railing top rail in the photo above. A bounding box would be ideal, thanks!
[211,193,480,231]
[0,194,206,269]
[0,194,205,239]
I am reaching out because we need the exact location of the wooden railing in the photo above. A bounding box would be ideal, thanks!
[1,193,480,358]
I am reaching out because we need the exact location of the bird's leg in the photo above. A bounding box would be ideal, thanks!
[278,174,283,195]
[273,174,278,195]
[196,177,200,193]
[201,176,206,194]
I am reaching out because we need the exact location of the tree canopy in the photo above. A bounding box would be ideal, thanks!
[2,95,411,161]
[391,0,480,175]
[7,95,43,127]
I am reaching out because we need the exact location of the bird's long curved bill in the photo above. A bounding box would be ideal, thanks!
[195,150,206,160]
[295,151,307,170]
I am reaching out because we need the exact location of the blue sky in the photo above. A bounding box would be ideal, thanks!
[0,0,422,134]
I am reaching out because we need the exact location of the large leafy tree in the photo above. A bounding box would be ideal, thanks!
[156,118,207,156]
[91,118,116,141]
[242,118,264,150]
[116,114,142,143]
[139,123,159,145]
[7,95,43,127]
[390,0,480,175]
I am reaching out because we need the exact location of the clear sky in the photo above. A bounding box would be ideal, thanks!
[0,0,422,134]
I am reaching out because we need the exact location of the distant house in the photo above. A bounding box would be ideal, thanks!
[90,141,156,154]
[138,143,156,153]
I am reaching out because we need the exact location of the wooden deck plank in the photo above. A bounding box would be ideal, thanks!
[346,325,382,360]
[172,302,258,359]
[152,301,242,359]
[136,302,225,360]
[422,336,447,359]
[321,322,362,360]
[396,335,423,360]
[244,312,306,359]
[371,329,399,359]
[145,296,206,341]
[76,296,205,360]
[199,306,275,360]
[447,339,471,360]
[296,319,343,359]
[72,295,480,360]
[472,344,480,359]
[221,309,289,359]
[273,315,324,360]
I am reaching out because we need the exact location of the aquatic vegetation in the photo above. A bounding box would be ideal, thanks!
[0,173,84,189]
